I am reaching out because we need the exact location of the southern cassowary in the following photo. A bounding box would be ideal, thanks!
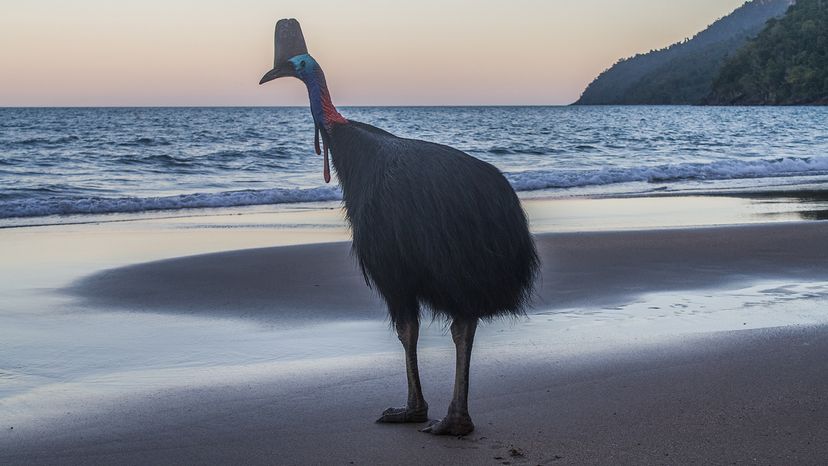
[260,19,538,436]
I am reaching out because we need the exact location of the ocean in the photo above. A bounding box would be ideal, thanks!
[2,106,827,225]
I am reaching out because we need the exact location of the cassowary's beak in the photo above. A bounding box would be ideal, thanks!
[259,67,294,85]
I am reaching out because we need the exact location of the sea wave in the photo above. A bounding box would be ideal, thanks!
[0,186,342,219]
[1,156,827,219]
[7,135,80,146]
[506,156,828,191]
[116,137,173,147]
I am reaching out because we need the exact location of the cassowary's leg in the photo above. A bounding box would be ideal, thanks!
[421,317,478,436]
[376,318,428,423]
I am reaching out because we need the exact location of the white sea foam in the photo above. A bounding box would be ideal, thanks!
[506,156,828,191]
[2,156,827,219]
[0,186,343,219]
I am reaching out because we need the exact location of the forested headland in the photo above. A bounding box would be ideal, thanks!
[574,0,796,105]
[708,0,828,105]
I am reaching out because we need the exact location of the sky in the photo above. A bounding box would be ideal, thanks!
[0,0,748,106]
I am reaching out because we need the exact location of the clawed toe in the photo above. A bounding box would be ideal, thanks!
[419,419,439,433]
[419,416,474,436]
[376,406,428,424]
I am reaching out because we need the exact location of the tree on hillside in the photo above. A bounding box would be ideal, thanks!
[709,0,828,105]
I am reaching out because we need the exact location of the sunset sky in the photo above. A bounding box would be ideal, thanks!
[1,0,747,106]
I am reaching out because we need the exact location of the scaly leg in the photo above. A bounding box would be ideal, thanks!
[376,318,428,423]
[421,317,478,435]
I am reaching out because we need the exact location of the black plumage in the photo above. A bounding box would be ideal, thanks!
[330,121,538,325]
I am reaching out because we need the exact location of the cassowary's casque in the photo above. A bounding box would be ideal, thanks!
[260,19,538,436]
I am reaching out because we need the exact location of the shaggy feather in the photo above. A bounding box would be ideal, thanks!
[328,120,539,324]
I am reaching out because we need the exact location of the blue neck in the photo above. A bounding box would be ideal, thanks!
[306,70,325,128]
[303,66,344,132]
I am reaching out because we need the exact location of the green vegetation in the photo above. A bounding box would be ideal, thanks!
[709,0,828,105]
[574,0,793,105]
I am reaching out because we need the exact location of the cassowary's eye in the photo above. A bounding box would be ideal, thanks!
[300,60,306,69]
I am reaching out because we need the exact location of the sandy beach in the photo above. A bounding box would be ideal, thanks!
[2,195,828,464]
[5,326,828,465]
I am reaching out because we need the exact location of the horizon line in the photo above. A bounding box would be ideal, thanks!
[0,104,580,109]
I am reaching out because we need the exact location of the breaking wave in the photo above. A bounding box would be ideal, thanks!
[0,186,342,219]
[506,156,828,191]
[2,156,827,219]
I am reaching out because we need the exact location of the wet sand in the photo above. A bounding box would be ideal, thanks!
[2,201,828,464]
[2,326,828,465]
[70,221,828,320]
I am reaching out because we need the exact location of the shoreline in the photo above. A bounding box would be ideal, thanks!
[3,187,828,230]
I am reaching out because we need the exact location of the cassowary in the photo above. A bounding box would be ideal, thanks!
[260,19,538,436]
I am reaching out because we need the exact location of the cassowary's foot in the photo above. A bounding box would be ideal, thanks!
[376,405,429,423]
[420,413,474,436]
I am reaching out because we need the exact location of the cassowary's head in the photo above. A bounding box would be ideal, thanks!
[259,18,315,85]
[260,53,319,84]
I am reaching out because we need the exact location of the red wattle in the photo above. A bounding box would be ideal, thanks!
[323,143,331,183]
[314,127,321,155]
